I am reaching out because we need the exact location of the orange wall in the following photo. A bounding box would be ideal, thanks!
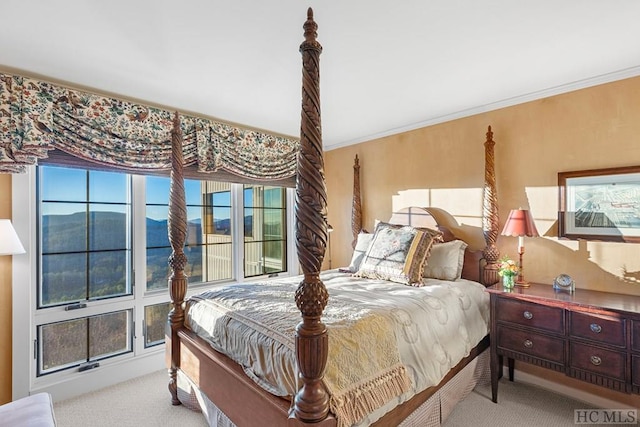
[324,75,640,406]
[0,173,12,404]
[325,76,640,296]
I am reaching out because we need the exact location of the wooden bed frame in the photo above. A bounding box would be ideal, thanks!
[166,8,501,426]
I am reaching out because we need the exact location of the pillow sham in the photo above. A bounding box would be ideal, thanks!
[422,239,468,281]
[371,221,443,241]
[354,222,441,286]
[344,232,374,273]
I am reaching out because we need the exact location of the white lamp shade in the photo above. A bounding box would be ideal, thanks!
[0,219,25,255]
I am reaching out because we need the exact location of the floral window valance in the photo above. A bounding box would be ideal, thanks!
[0,73,299,181]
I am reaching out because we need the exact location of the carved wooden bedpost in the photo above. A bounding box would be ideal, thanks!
[292,8,331,423]
[167,112,188,405]
[351,155,363,249]
[482,126,500,286]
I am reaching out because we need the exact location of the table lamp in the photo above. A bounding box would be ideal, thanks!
[0,219,25,296]
[501,209,538,287]
[0,219,25,256]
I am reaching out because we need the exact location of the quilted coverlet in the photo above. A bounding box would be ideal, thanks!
[185,271,489,426]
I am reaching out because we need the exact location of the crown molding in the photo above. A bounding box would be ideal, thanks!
[324,65,640,152]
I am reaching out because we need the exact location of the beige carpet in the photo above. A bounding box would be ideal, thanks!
[54,369,594,426]
[54,370,208,427]
[443,379,595,427]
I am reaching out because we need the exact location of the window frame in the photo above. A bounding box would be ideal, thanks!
[243,184,288,278]
[11,165,299,401]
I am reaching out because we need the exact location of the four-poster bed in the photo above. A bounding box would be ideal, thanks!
[165,8,501,427]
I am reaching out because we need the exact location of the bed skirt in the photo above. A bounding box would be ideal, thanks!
[176,348,490,427]
[398,349,490,426]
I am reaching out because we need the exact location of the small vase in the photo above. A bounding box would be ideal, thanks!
[502,274,515,289]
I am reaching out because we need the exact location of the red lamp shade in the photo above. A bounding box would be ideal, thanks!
[501,209,538,287]
[501,209,539,237]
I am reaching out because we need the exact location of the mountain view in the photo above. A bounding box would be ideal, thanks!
[41,211,213,305]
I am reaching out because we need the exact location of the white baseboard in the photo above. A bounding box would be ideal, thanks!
[504,366,636,410]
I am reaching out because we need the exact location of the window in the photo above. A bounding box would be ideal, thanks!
[143,302,170,348]
[30,165,292,383]
[145,178,232,289]
[243,185,287,277]
[38,167,133,375]
[39,167,132,307]
[38,310,132,375]
[198,182,233,283]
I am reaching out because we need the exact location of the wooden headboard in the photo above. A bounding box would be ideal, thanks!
[388,206,484,284]
[350,127,500,286]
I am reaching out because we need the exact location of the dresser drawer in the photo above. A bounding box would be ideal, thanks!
[497,325,564,364]
[496,298,564,334]
[569,342,626,381]
[570,311,626,348]
[633,321,640,352]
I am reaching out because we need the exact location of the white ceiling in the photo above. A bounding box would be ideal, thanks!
[2,1,640,150]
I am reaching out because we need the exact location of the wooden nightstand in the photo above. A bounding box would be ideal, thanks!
[487,282,640,403]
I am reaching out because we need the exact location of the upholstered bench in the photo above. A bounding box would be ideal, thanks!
[0,393,56,426]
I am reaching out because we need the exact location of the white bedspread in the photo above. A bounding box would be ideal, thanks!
[185,270,489,426]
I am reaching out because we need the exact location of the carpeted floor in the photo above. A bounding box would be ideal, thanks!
[54,369,596,426]
[443,378,595,426]
[53,370,208,427]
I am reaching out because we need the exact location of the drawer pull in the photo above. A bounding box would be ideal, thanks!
[589,323,602,334]
[590,355,602,366]
[523,339,533,349]
[523,311,533,320]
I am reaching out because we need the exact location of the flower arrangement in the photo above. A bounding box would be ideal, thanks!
[498,256,519,278]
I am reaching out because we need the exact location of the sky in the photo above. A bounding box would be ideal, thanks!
[39,166,222,221]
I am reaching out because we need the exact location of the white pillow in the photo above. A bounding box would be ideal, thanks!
[423,240,467,281]
[345,232,374,272]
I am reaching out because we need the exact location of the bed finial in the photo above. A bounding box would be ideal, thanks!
[301,7,321,52]
[482,125,500,285]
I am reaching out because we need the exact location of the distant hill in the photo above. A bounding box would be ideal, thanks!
[42,211,228,253]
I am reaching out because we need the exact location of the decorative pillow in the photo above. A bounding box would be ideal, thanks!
[345,232,374,273]
[355,222,441,286]
[372,221,443,240]
[422,240,468,281]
